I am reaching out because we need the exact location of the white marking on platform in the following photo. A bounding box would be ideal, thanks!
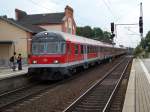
[139,59,150,84]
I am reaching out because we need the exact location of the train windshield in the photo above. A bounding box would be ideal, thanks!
[32,41,66,55]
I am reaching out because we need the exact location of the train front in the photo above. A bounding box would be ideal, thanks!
[28,31,67,80]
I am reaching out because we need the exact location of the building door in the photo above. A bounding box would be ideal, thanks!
[0,43,12,66]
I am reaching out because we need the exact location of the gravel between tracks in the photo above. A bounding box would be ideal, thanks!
[4,58,123,112]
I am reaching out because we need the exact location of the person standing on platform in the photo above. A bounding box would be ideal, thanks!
[17,53,22,70]
[9,52,17,71]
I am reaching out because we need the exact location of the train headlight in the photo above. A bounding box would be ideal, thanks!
[32,60,37,64]
[53,60,59,64]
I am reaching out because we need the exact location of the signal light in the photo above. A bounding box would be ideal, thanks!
[139,16,143,33]
[111,33,115,39]
[111,22,114,33]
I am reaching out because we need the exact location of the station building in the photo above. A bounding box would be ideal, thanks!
[0,5,76,66]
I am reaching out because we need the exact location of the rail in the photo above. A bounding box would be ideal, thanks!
[63,57,130,112]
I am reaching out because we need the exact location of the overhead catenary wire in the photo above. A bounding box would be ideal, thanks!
[101,0,116,20]
[26,0,52,11]
[101,0,121,22]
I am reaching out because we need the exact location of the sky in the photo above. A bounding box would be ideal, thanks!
[0,0,150,48]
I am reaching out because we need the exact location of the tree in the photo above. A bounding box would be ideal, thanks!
[76,27,83,37]
[102,31,112,44]
[93,27,103,40]
[76,26,93,38]
[134,30,150,57]
[138,31,150,51]
[76,26,113,44]
[83,26,93,38]
[144,31,150,51]
[134,45,143,57]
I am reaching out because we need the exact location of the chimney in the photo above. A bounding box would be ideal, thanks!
[65,5,73,17]
[15,9,27,20]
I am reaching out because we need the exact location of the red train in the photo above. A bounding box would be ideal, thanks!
[28,31,126,80]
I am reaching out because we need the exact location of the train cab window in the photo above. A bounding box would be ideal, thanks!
[32,41,66,55]
[47,42,66,54]
[32,42,45,54]
[75,45,78,54]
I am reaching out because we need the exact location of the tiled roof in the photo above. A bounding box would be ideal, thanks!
[14,21,46,33]
[17,12,65,25]
[0,16,45,33]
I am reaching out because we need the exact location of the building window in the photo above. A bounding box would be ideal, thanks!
[68,28,72,33]
[68,18,72,34]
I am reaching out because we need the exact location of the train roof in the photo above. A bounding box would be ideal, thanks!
[35,31,114,48]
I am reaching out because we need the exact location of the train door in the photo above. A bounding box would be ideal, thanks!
[83,45,87,61]
[98,46,101,59]
[74,44,79,61]
[66,42,72,63]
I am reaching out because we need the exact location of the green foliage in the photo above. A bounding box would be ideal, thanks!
[144,31,150,52]
[76,26,113,44]
[93,27,104,40]
[76,26,93,38]
[103,31,112,43]
[134,45,143,57]
[139,31,150,52]
[134,31,150,57]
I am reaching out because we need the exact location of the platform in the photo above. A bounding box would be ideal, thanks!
[0,66,28,80]
[123,59,150,112]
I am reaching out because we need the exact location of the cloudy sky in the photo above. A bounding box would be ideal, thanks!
[0,0,149,47]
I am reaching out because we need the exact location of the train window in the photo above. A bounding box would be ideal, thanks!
[94,47,96,53]
[81,45,84,54]
[60,43,66,53]
[87,46,89,53]
[47,42,59,53]
[32,41,66,55]
[101,47,103,52]
[47,42,66,54]
[75,44,78,54]
[88,46,89,53]
[91,46,93,53]
[32,42,45,54]
[95,47,97,53]
[98,47,101,52]
[88,46,91,53]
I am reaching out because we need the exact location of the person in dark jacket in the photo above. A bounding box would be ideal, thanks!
[17,53,22,70]
[9,52,17,71]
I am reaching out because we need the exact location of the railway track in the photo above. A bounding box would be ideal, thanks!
[108,60,132,112]
[63,56,131,112]
[0,56,128,112]
[0,63,108,111]
[0,81,56,111]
